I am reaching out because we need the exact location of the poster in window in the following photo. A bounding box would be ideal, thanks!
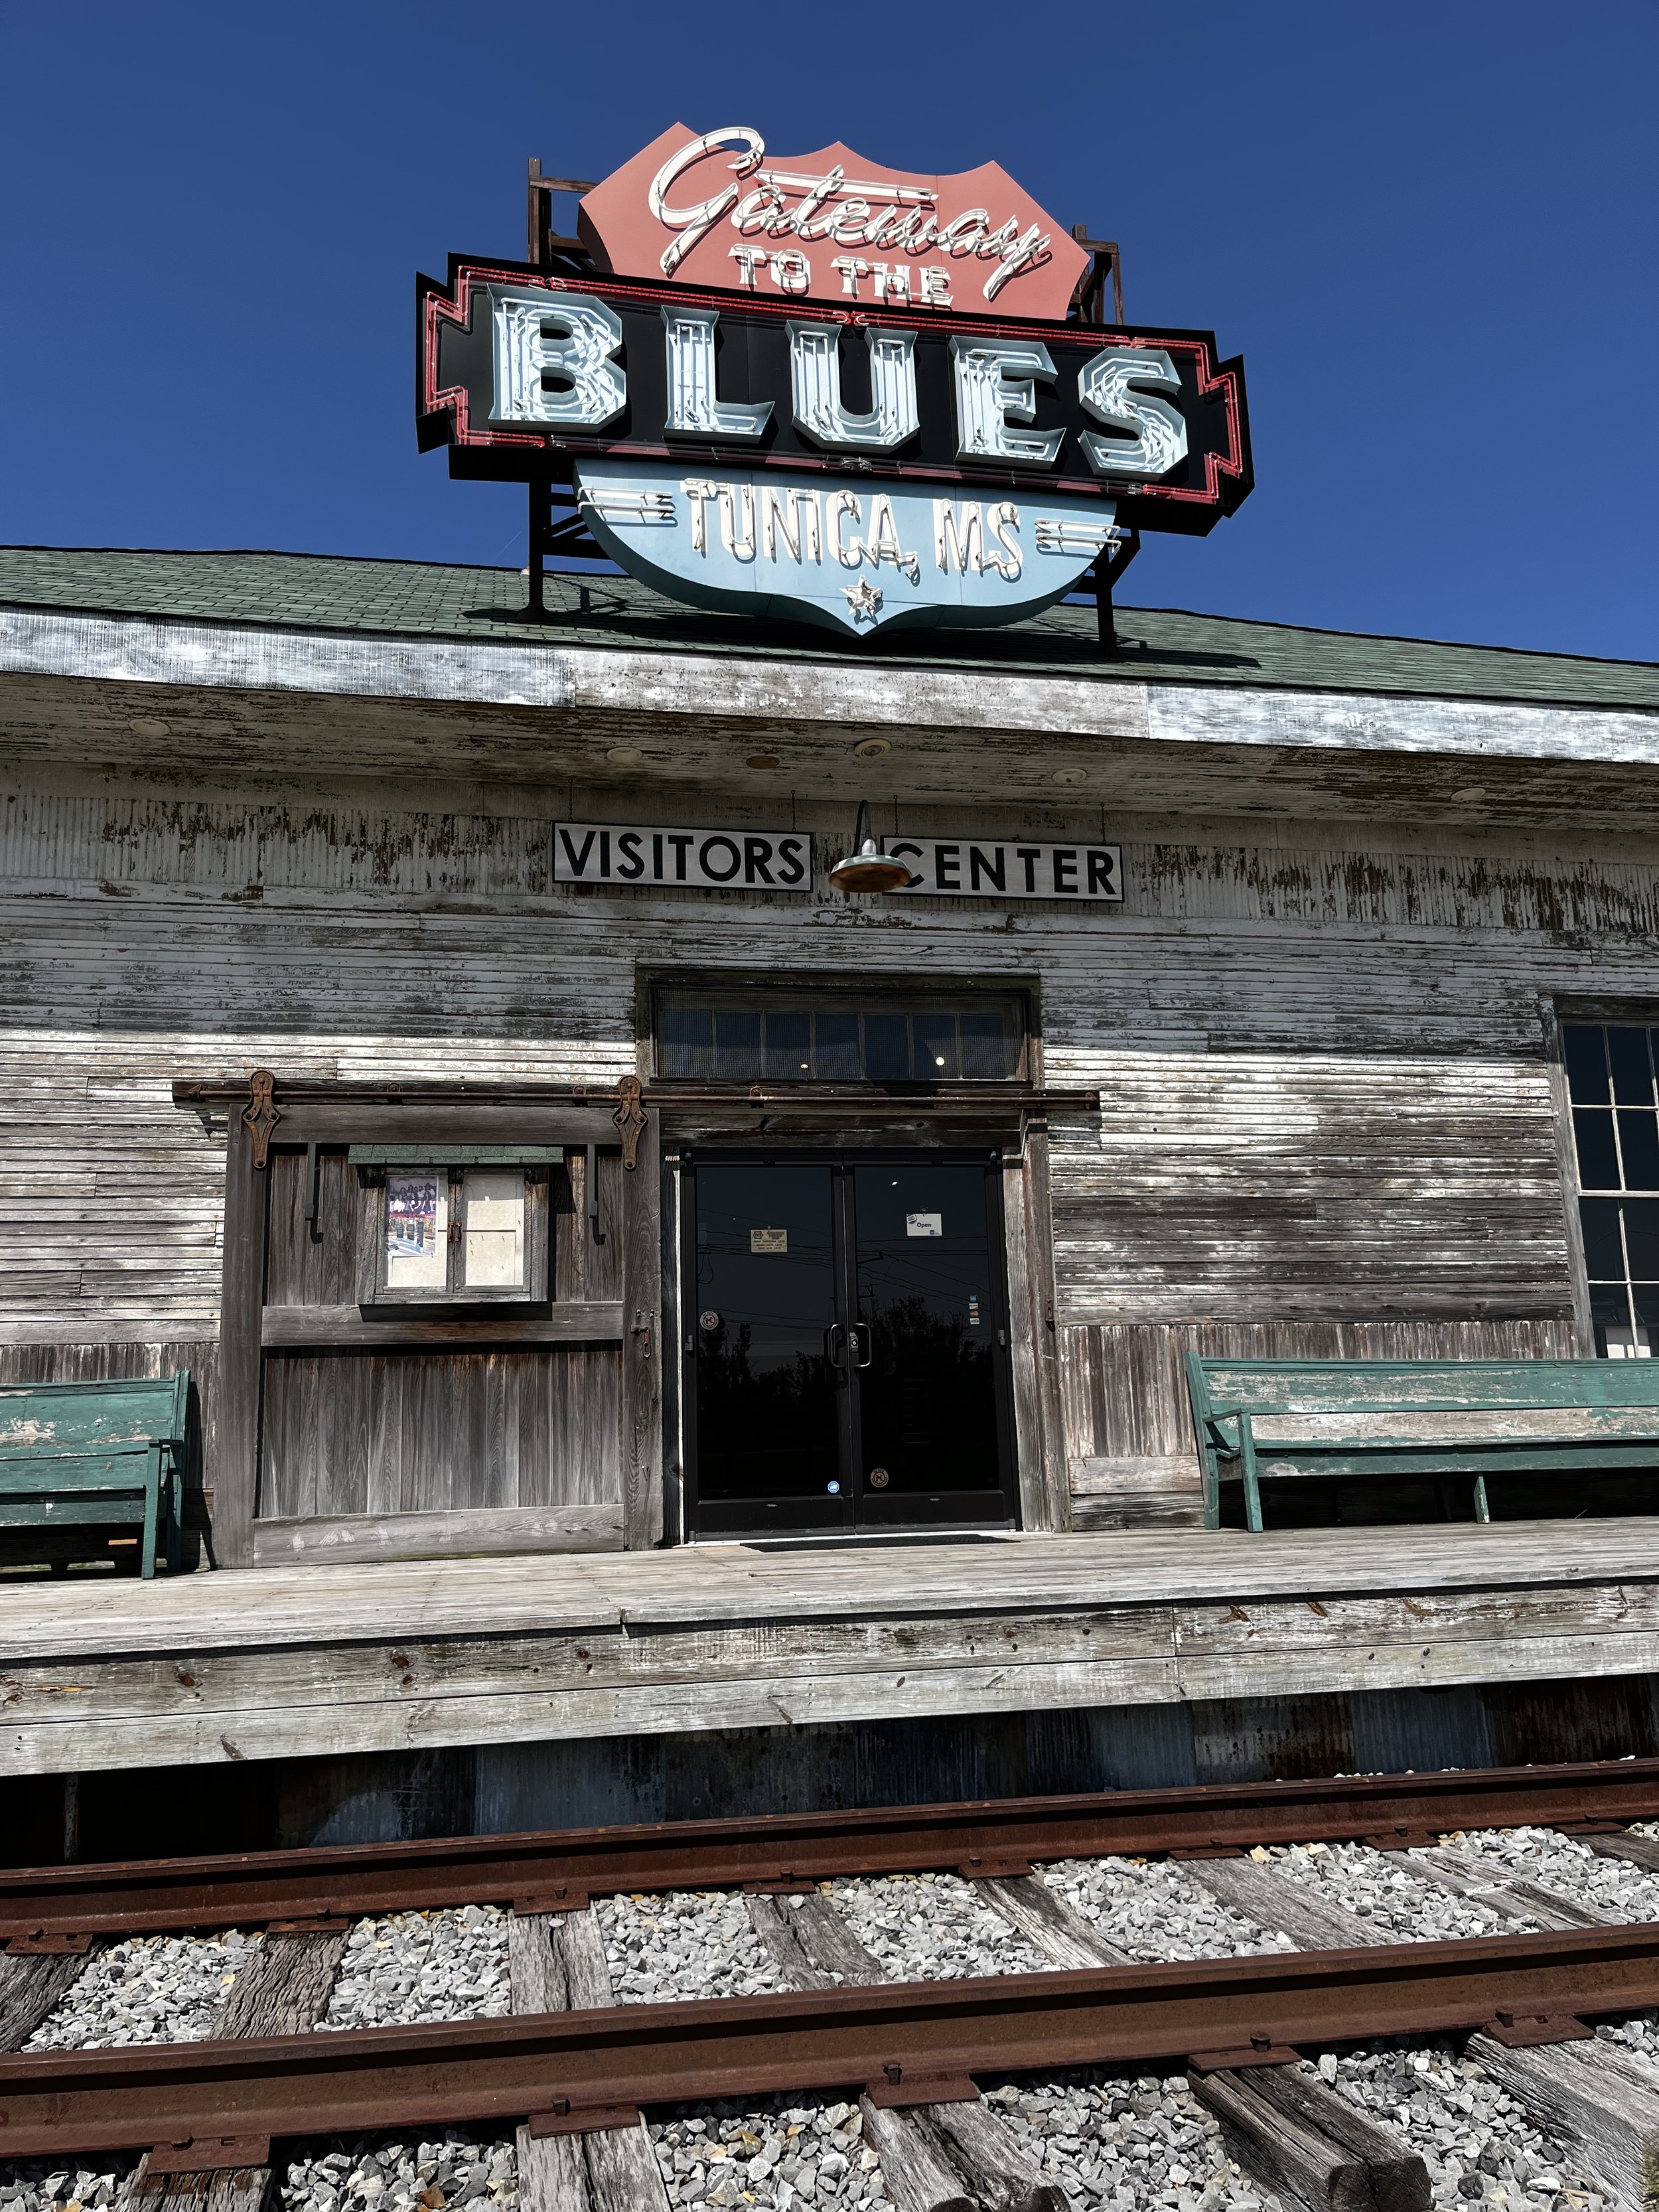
[386,1172,447,1288]
[464,1171,526,1288]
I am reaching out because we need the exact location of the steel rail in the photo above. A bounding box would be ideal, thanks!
[3,1925,1659,2160]
[3,1757,1656,1944]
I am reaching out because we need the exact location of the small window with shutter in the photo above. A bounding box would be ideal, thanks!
[352,1148,552,1309]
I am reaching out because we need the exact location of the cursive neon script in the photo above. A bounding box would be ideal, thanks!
[646,126,1053,305]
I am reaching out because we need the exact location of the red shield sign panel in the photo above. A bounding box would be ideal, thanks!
[578,123,1091,321]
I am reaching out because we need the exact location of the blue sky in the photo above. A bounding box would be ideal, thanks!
[2,2,1653,658]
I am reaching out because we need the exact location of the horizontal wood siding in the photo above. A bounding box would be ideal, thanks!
[1052,1056,1573,1323]
[1060,1318,1581,1465]
[4,774,1656,1539]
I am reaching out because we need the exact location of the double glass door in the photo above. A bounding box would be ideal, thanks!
[683,1151,1017,1536]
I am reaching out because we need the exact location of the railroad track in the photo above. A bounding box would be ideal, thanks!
[5,1759,1654,1938]
[5,1757,1659,2212]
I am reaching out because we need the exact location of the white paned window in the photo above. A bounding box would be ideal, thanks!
[1565,1021,1659,1357]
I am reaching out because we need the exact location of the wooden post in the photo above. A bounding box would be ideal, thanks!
[1003,1149,1048,1528]
[620,1106,663,1548]
[1015,1120,1070,1532]
[213,1109,268,1569]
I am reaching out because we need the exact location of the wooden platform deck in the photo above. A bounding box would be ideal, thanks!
[5,1520,1658,1775]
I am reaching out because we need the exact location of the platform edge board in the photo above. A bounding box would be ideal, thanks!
[7,1586,1656,1732]
[5,1522,1659,1663]
[3,1656,1185,1773]
[10,1624,1659,1775]
[0,1609,1179,1725]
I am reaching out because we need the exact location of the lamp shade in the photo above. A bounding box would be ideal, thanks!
[828,801,916,896]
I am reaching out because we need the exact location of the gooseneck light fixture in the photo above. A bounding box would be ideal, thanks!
[828,800,916,896]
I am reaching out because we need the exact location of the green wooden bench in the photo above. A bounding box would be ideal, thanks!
[1184,1355,1659,1532]
[0,1374,190,1577]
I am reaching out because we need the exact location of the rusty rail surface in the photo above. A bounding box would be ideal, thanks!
[4,1925,1659,2161]
[3,1757,1656,1944]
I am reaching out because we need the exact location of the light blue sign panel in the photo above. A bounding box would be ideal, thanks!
[574,459,1118,638]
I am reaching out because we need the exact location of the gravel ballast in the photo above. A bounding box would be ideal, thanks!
[1449,1825,1659,1921]
[651,2096,887,2211]
[1037,1858,1296,1963]
[0,2161,136,2212]
[325,1909,511,2030]
[596,1889,782,2004]
[1317,2041,1613,2211]
[279,2135,516,2212]
[827,1870,1049,1981]
[1265,1841,1534,1940]
[988,2071,1283,2211]
[23,1931,261,2051]
[1592,2009,1659,2073]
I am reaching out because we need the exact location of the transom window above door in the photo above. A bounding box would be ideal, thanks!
[653,988,1029,1084]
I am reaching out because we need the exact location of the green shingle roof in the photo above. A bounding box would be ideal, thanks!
[1,544,1654,711]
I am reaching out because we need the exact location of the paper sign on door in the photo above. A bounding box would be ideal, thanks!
[906,1213,943,1238]
[751,1227,788,1254]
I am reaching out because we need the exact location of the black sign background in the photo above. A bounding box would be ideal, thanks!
[418,259,1251,535]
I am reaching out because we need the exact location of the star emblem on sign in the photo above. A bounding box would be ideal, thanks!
[842,579,884,622]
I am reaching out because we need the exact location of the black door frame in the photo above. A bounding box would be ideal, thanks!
[679,1145,1020,1539]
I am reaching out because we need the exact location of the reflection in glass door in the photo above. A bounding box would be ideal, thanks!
[683,1151,1017,1536]
[850,1161,1007,1523]
[685,1161,845,1526]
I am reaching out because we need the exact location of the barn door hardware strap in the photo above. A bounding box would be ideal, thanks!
[241,1070,281,1169]
[612,1075,647,1169]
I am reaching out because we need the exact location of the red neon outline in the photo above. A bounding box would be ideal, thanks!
[420,265,1246,504]
[423,288,542,450]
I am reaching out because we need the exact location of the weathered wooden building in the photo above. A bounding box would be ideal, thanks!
[3,544,1658,1853]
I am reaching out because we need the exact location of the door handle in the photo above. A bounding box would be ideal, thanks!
[851,1323,873,1369]
[826,1323,848,1370]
